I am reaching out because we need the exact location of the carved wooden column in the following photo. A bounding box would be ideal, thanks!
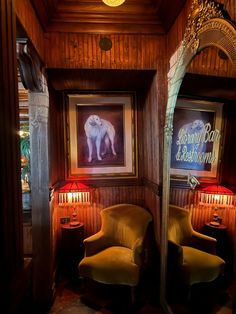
[18,39,54,308]
[29,84,53,308]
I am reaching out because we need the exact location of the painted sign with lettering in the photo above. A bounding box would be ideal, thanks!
[171,99,223,180]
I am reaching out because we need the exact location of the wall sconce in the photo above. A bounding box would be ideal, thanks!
[200,185,233,226]
[58,182,91,226]
[187,173,200,190]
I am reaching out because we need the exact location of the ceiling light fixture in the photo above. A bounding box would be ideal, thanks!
[102,0,125,7]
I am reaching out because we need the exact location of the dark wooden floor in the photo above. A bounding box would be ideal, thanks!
[17,269,233,313]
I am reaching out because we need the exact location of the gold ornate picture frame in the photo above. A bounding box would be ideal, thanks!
[65,93,138,182]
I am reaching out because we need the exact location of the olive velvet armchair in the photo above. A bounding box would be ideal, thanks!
[79,203,152,291]
[168,205,225,293]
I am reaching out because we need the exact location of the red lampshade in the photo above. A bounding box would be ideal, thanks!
[58,181,90,205]
[201,185,233,195]
[59,181,90,192]
[200,185,233,207]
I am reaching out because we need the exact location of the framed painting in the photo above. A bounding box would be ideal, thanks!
[65,93,138,182]
[170,99,224,182]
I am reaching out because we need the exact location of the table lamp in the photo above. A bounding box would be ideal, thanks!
[58,181,90,226]
[200,185,233,226]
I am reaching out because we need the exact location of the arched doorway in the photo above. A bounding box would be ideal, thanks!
[161,0,236,311]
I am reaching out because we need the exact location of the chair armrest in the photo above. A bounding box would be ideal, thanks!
[132,238,143,264]
[83,231,111,257]
[190,230,216,254]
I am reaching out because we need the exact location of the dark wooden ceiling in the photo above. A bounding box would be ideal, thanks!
[30,0,186,34]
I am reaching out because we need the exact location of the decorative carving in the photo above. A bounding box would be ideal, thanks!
[17,39,43,92]
[164,123,173,138]
[183,0,223,53]
[199,18,236,39]
[199,18,236,72]
[29,93,49,128]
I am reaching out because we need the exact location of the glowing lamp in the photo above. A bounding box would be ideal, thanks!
[58,182,91,226]
[200,185,233,226]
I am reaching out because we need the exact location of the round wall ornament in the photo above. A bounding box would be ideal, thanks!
[99,37,112,51]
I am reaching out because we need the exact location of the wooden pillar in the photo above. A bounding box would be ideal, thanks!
[29,85,54,309]
[17,37,54,309]
[0,0,32,311]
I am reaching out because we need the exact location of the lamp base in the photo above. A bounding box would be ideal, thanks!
[70,221,80,227]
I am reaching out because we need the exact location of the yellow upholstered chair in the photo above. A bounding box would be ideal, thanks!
[168,205,225,293]
[79,203,152,293]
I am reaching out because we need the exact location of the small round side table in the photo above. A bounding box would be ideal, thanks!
[60,222,84,277]
[203,222,228,259]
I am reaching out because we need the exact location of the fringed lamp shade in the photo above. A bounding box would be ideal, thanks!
[200,185,233,207]
[58,182,91,206]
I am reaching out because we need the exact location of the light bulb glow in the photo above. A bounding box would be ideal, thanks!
[102,0,125,7]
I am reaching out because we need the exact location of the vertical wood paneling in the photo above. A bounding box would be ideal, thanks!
[142,42,167,248]
[217,0,236,21]
[142,55,167,184]
[144,187,161,246]
[143,74,160,183]
[167,0,189,62]
[45,33,164,69]
[49,90,65,186]
[188,47,234,77]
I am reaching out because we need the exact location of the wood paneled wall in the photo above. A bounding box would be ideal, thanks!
[142,70,167,246]
[218,0,236,21]
[45,33,165,70]
[143,74,160,183]
[144,187,161,245]
[15,0,45,62]
[188,46,234,78]
[49,89,65,187]
[166,1,189,62]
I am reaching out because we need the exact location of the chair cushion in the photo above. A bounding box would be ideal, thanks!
[79,246,139,286]
[182,246,225,285]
